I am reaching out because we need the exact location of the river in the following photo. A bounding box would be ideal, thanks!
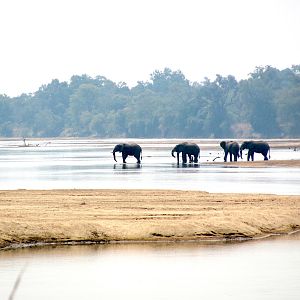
[1,233,300,300]
[1,138,300,299]
[0,138,300,194]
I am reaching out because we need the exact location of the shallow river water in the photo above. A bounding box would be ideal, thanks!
[0,138,300,194]
[1,233,300,300]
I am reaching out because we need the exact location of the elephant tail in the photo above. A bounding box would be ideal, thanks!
[140,150,143,161]
[269,148,271,159]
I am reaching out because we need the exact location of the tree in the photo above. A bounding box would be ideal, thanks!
[0,95,13,136]
[190,75,238,138]
[276,87,300,137]
[68,84,100,135]
[0,66,299,138]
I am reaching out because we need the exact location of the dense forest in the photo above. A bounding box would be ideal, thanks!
[0,65,300,138]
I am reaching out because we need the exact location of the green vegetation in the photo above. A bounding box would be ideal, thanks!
[1,66,299,138]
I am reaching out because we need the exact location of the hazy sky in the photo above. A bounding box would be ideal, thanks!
[1,0,299,96]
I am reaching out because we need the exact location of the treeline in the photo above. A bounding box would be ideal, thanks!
[0,65,300,138]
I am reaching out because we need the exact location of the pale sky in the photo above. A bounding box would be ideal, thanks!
[0,0,299,96]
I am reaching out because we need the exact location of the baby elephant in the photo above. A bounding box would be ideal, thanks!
[112,143,142,163]
[220,141,240,162]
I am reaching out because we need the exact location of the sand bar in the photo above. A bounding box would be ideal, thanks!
[1,189,299,250]
[210,159,300,168]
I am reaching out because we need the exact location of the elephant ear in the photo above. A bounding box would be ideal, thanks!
[220,141,226,149]
[246,142,251,149]
[114,144,123,152]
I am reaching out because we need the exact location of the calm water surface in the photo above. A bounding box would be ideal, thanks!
[1,233,300,300]
[0,138,300,194]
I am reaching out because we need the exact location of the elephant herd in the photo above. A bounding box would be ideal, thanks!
[113,140,271,164]
[220,140,270,162]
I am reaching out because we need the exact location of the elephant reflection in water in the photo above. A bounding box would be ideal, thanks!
[113,164,142,170]
[179,163,200,168]
[240,141,271,161]
[171,142,200,164]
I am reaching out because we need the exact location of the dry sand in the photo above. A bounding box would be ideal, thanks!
[1,189,300,250]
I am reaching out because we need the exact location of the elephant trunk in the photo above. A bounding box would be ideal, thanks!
[171,149,176,158]
[113,150,117,162]
[240,149,243,159]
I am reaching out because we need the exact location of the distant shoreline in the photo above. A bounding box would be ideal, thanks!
[0,137,300,151]
[1,189,299,250]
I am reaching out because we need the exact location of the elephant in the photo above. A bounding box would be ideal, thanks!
[171,142,200,164]
[240,141,270,161]
[113,143,142,163]
[220,141,240,162]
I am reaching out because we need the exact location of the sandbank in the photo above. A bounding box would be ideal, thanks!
[1,189,299,250]
[209,159,300,168]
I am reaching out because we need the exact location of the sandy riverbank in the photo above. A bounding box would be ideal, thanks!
[1,189,299,250]
[209,159,300,168]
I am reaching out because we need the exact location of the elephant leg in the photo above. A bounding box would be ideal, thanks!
[250,152,254,161]
[229,152,233,162]
[262,151,268,160]
[188,154,193,163]
[224,150,228,162]
[182,152,187,164]
[234,154,238,161]
[177,152,180,164]
[122,153,128,163]
[134,154,141,164]
[194,155,198,163]
[247,152,251,161]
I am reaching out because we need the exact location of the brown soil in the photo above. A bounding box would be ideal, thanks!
[1,189,299,250]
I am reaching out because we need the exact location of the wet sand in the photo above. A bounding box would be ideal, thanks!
[1,189,299,250]
[209,159,300,168]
